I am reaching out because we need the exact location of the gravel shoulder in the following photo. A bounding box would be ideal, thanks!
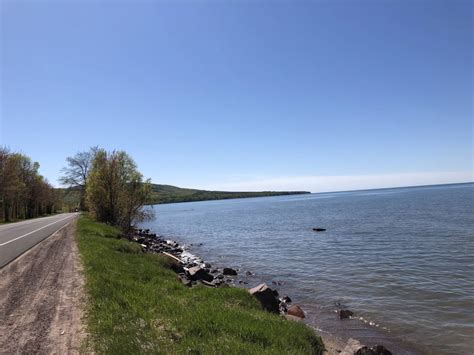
[0,218,86,354]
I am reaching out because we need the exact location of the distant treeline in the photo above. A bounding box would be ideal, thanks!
[1,145,309,226]
[148,184,309,204]
[0,147,76,222]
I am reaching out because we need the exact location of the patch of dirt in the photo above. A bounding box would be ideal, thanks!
[0,219,87,354]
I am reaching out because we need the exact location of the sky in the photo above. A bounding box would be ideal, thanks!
[1,0,472,192]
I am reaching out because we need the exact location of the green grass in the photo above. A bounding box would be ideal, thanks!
[76,216,324,354]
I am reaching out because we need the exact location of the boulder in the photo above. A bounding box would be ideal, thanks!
[177,274,191,287]
[200,280,217,288]
[354,345,392,355]
[355,346,374,355]
[341,338,363,354]
[287,304,305,319]
[371,345,393,355]
[284,314,304,322]
[339,309,354,319]
[249,283,280,313]
[187,266,214,282]
[223,267,238,276]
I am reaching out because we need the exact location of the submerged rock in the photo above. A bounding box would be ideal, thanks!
[355,345,393,355]
[223,267,238,276]
[339,309,354,319]
[249,283,280,313]
[371,345,393,355]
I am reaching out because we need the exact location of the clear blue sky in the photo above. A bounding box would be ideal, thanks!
[1,0,472,192]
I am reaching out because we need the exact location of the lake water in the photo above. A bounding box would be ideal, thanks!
[141,183,474,354]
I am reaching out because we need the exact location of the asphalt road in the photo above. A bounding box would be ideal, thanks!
[0,213,79,268]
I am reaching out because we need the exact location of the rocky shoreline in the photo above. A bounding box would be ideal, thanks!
[129,228,394,355]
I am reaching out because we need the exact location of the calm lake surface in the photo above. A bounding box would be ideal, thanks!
[141,183,474,354]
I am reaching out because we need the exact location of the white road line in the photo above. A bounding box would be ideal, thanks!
[0,214,76,246]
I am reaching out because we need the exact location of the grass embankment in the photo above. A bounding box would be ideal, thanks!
[76,216,324,354]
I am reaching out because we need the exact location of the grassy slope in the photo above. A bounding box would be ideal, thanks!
[76,216,324,354]
[149,184,310,204]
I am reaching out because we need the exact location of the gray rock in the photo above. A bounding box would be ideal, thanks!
[177,274,191,287]
[371,345,393,355]
[187,266,214,282]
[248,283,280,313]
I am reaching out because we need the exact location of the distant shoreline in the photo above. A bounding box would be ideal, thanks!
[146,181,472,205]
[147,185,310,205]
[304,181,473,195]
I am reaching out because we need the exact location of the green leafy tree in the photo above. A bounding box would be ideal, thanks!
[0,147,57,222]
[86,149,153,234]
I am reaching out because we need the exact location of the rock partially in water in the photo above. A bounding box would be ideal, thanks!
[249,283,280,313]
[354,345,392,355]
[223,267,238,276]
[312,227,326,232]
[354,347,373,355]
[371,345,393,355]
[287,305,305,319]
[339,309,354,319]
[354,345,393,355]
[245,271,253,276]
[284,314,304,322]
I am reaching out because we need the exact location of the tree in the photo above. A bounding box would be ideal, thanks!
[0,146,57,222]
[86,149,153,234]
[59,147,98,210]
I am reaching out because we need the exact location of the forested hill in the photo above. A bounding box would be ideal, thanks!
[148,184,310,204]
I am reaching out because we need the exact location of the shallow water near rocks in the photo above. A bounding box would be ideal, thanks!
[141,183,474,354]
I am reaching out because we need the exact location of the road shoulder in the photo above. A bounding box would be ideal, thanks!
[0,218,87,353]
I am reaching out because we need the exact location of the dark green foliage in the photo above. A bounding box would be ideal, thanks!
[148,184,310,205]
[0,146,66,222]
